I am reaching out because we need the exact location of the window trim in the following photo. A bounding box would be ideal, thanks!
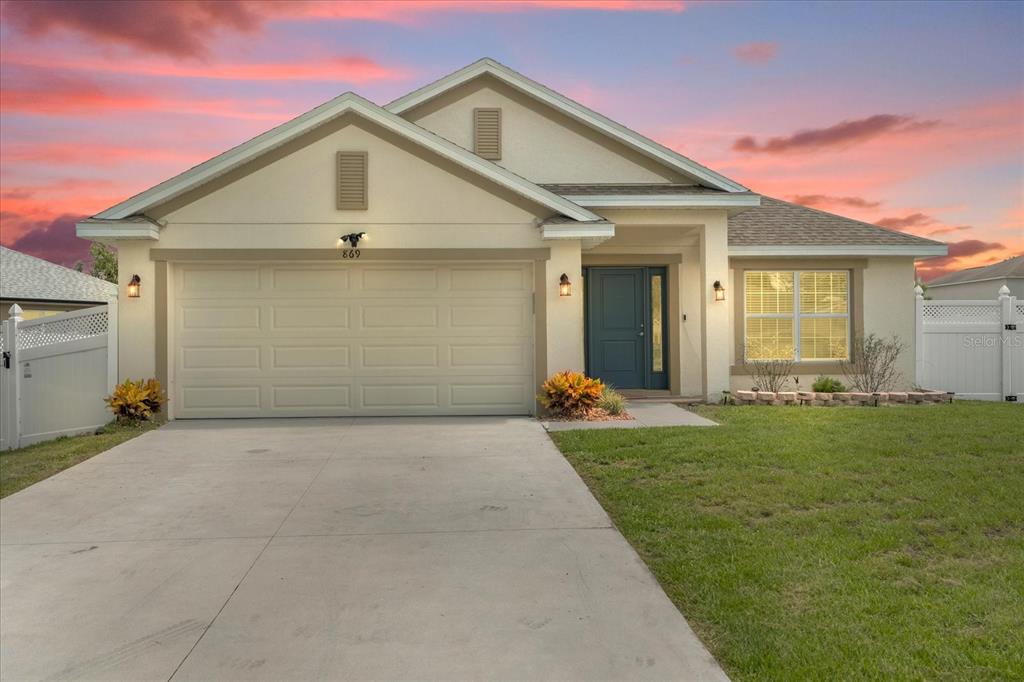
[742,269,851,363]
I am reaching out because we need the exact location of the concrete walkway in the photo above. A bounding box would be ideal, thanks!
[544,402,718,431]
[0,417,727,681]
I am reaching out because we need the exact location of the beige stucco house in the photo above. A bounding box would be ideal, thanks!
[77,58,946,418]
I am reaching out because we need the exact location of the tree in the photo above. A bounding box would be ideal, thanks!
[82,242,117,283]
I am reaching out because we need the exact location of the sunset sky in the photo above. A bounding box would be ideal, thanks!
[1,0,1021,279]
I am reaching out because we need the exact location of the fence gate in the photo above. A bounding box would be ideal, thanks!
[916,285,1022,402]
[0,302,117,450]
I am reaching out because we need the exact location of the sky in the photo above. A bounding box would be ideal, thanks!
[0,0,1021,280]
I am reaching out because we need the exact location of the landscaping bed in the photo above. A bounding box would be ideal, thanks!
[550,402,1024,680]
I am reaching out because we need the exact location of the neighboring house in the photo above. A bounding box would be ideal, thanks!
[925,255,1023,300]
[76,58,946,418]
[0,246,116,321]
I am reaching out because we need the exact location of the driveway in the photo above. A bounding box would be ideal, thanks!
[1,417,727,681]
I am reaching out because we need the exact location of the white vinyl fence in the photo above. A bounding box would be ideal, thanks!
[916,285,1022,402]
[0,302,117,450]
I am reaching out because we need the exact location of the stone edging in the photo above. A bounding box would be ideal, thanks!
[729,390,953,406]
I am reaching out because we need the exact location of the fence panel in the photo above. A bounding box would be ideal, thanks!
[0,303,116,450]
[916,287,1022,402]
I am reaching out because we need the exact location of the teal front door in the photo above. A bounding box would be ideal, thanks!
[585,267,668,390]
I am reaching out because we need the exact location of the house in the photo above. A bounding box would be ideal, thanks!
[76,58,946,418]
[0,246,116,321]
[925,255,1022,300]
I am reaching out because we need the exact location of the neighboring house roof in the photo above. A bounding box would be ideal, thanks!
[387,58,748,193]
[87,92,601,224]
[0,246,116,304]
[928,255,1024,287]
[728,197,947,257]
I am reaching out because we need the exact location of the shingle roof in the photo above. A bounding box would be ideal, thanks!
[928,255,1023,286]
[728,197,945,247]
[0,247,117,304]
[541,183,736,196]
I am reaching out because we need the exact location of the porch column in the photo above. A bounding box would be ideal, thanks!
[544,240,584,376]
[699,218,730,399]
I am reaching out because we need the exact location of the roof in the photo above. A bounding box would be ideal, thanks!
[928,255,1024,286]
[0,246,117,304]
[387,58,748,193]
[541,184,733,196]
[87,92,600,225]
[728,197,948,256]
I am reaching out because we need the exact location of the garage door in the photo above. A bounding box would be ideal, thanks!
[172,262,535,417]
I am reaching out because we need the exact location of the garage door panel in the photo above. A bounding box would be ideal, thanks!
[173,262,534,418]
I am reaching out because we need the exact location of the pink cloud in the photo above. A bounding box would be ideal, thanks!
[734,114,941,154]
[1,142,211,167]
[875,212,934,230]
[733,42,778,64]
[788,194,882,210]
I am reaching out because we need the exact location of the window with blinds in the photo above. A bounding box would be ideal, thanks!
[336,151,368,210]
[473,108,501,160]
[744,270,850,361]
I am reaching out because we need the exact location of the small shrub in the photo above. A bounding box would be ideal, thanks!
[812,376,847,393]
[597,385,626,416]
[744,353,795,393]
[105,378,166,422]
[842,334,905,393]
[539,371,603,418]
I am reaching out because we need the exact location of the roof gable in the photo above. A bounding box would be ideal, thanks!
[91,92,598,223]
[387,58,747,193]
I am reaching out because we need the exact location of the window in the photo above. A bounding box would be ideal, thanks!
[336,151,368,210]
[473,108,501,160]
[651,274,664,372]
[744,270,849,361]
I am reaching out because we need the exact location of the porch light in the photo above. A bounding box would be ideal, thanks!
[713,280,725,302]
[559,273,572,297]
[340,232,366,248]
[127,274,141,298]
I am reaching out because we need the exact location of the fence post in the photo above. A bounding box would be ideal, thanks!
[5,304,23,449]
[914,285,925,387]
[999,286,1013,401]
[106,297,119,393]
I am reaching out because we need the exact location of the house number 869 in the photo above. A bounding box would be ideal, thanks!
[341,249,361,259]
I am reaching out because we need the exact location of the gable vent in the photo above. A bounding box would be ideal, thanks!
[473,108,501,160]
[336,151,368,210]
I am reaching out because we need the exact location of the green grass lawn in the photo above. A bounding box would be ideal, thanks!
[0,421,159,499]
[551,402,1024,681]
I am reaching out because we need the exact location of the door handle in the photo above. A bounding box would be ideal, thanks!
[638,331,645,337]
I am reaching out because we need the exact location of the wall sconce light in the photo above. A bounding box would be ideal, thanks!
[713,280,725,302]
[340,232,366,248]
[559,273,572,297]
[127,274,141,298]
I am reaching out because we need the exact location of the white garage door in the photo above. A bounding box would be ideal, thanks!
[172,262,535,418]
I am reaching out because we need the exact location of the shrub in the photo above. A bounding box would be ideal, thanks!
[842,334,905,393]
[105,378,166,422]
[539,371,603,418]
[743,350,795,393]
[597,385,626,416]
[812,376,847,393]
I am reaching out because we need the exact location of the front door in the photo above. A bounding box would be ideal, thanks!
[585,267,668,390]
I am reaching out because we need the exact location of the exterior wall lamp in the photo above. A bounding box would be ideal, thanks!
[127,274,141,298]
[340,232,366,248]
[713,280,725,302]
[559,273,572,297]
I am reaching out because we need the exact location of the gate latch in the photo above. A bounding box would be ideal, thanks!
[1007,395,1019,402]
[1006,324,1017,331]
[2,351,9,369]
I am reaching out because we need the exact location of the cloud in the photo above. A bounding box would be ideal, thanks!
[788,194,882,209]
[733,42,778,64]
[875,212,934,230]
[927,225,971,236]
[2,0,264,58]
[2,0,686,58]
[916,238,1010,280]
[733,114,941,154]
[1,142,210,167]
[2,213,92,267]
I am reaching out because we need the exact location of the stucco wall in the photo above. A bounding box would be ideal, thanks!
[927,278,1023,300]
[403,76,688,185]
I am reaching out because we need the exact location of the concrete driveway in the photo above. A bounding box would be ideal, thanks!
[1,417,727,681]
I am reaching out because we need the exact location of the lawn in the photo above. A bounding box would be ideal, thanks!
[0,421,159,499]
[551,402,1024,681]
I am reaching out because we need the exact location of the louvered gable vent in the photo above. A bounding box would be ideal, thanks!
[336,151,368,210]
[473,108,501,160]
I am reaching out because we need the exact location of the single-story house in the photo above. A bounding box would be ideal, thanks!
[1,246,116,321]
[77,58,947,418]
[926,255,1022,300]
